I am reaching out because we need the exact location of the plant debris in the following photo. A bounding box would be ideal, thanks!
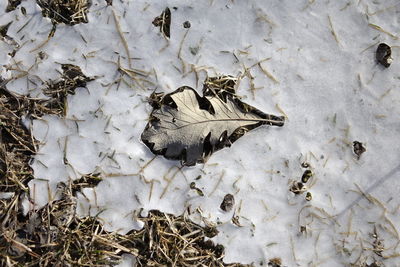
[365,261,383,267]
[36,0,91,25]
[0,21,20,57]
[353,141,366,160]
[371,225,384,257]
[0,81,251,266]
[0,88,37,194]
[376,43,392,68]
[301,162,310,168]
[183,20,191,28]
[130,210,251,266]
[42,64,93,116]
[1,182,129,266]
[5,0,21,12]
[189,181,204,196]
[71,172,103,195]
[152,7,171,39]
[2,177,251,266]
[301,170,312,183]
[220,193,235,212]
[0,22,12,38]
[141,75,285,166]
[268,257,282,267]
[0,65,89,120]
[290,181,307,195]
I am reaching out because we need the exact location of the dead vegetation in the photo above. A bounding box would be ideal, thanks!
[152,7,171,39]
[1,76,251,266]
[42,64,93,116]
[1,180,252,266]
[142,75,285,166]
[71,172,103,195]
[0,64,92,122]
[130,210,251,266]
[0,87,38,194]
[5,0,21,12]
[1,182,125,266]
[36,0,91,25]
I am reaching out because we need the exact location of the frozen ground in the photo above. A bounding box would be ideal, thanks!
[1,0,400,266]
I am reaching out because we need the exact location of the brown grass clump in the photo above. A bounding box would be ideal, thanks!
[36,0,91,25]
[128,210,252,267]
[0,87,38,193]
[1,182,130,266]
[2,179,253,266]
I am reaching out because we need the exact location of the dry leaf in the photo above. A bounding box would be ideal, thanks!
[141,76,285,166]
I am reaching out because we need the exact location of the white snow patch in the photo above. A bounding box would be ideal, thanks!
[2,0,400,266]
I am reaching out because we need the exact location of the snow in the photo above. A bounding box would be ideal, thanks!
[2,0,400,266]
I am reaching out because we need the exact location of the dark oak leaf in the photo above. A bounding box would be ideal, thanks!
[141,77,285,166]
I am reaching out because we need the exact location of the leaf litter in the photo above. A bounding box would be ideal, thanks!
[142,75,285,166]
[1,72,252,266]
[0,4,267,266]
